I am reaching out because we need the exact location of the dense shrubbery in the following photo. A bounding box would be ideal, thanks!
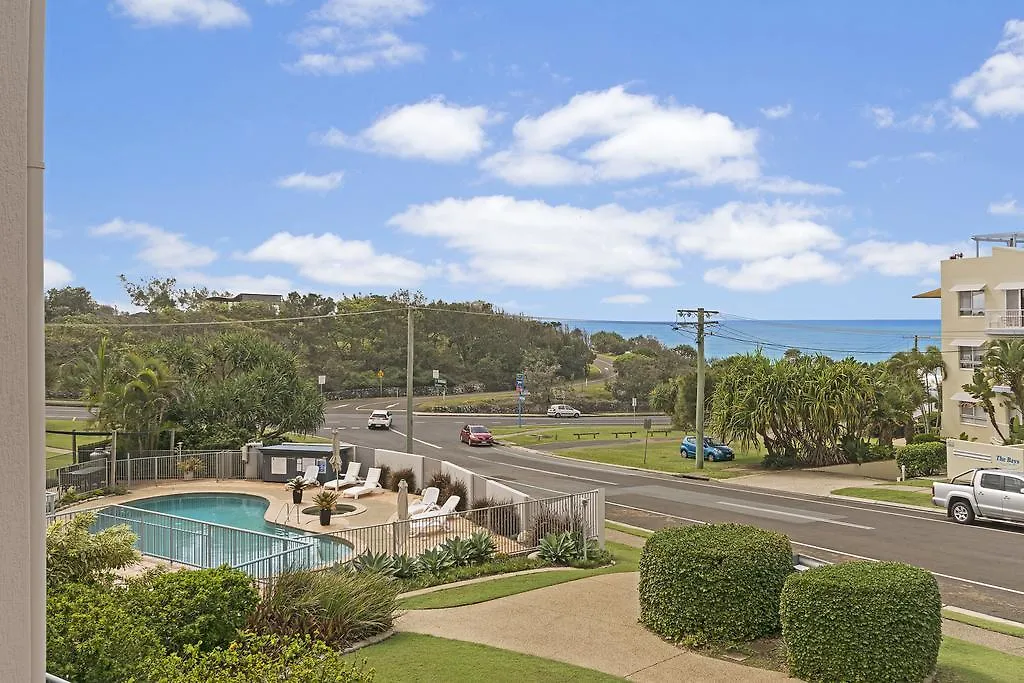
[468,496,521,536]
[247,568,399,648]
[425,472,468,511]
[46,511,140,587]
[124,567,260,653]
[55,484,129,509]
[350,531,498,580]
[780,561,941,682]
[538,531,598,565]
[523,504,587,547]
[895,441,946,477]
[386,467,417,493]
[134,632,374,683]
[909,432,944,444]
[47,582,164,683]
[638,524,793,645]
[841,438,894,464]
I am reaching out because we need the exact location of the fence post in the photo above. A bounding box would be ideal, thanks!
[391,521,397,556]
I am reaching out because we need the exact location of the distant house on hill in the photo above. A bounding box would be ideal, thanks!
[205,292,283,313]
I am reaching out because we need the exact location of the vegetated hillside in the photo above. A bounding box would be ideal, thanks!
[44,280,594,399]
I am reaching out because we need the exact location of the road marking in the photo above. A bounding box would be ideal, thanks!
[607,501,709,526]
[467,452,619,485]
[717,501,874,530]
[388,428,443,450]
[489,478,567,496]
[337,403,349,408]
[386,402,399,409]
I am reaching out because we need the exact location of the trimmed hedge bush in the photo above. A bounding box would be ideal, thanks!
[638,524,793,644]
[895,441,946,477]
[387,467,417,493]
[780,561,941,683]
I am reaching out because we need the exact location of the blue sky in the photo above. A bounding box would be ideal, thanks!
[43,1,1024,320]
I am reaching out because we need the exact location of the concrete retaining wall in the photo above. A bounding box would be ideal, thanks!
[810,460,901,480]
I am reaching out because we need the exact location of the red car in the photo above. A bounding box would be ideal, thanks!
[460,424,494,446]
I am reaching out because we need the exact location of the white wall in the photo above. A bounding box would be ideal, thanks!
[946,438,1024,475]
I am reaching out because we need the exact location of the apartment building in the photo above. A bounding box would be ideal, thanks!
[916,233,1024,443]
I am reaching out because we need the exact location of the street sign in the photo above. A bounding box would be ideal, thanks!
[435,378,447,385]
[432,369,440,379]
[631,397,637,408]
[318,375,326,385]
[377,370,384,378]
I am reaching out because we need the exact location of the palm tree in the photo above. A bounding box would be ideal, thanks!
[962,369,1007,444]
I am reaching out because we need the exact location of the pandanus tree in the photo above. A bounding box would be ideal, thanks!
[963,339,1024,444]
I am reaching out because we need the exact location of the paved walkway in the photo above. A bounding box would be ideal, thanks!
[398,571,790,681]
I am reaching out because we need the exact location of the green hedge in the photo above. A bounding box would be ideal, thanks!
[638,524,793,644]
[780,561,941,682]
[895,442,946,477]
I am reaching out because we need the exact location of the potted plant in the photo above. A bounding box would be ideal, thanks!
[175,456,206,480]
[313,490,339,526]
[285,476,310,504]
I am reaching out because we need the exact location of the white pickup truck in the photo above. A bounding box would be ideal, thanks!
[931,468,1024,525]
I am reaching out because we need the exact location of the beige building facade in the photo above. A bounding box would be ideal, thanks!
[929,237,1024,444]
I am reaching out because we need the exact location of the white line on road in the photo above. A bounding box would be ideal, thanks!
[386,402,399,409]
[465,452,619,485]
[717,501,874,530]
[607,501,709,526]
[388,428,443,450]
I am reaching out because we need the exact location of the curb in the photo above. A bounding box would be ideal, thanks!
[341,628,396,654]
[827,493,945,514]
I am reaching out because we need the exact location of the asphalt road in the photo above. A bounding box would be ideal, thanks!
[320,405,1024,621]
[46,402,1024,619]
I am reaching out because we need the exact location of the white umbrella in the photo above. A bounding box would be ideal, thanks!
[329,429,343,492]
[396,479,409,554]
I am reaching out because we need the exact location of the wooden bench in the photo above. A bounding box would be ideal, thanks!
[646,430,673,437]
[573,432,600,440]
[612,431,636,439]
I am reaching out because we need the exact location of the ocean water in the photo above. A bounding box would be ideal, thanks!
[577,319,942,363]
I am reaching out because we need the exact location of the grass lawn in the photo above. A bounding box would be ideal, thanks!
[937,637,1024,682]
[549,440,762,479]
[45,419,106,451]
[942,609,1024,639]
[889,478,939,488]
[832,486,934,507]
[351,633,621,682]
[399,541,641,610]
[490,424,680,444]
[283,432,331,443]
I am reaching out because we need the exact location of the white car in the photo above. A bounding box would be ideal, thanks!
[547,404,581,418]
[367,410,393,430]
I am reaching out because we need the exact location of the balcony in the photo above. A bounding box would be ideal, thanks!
[986,309,1024,334]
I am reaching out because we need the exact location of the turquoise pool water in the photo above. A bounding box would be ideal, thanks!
[95,493,350,575]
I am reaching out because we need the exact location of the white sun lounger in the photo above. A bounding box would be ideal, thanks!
[407,487,439,516]
[300,464,321,488]
[342,467,382,499]
[324,461,362,490]
[410,495,460,534]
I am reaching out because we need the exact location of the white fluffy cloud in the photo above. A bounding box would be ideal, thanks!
[112,0,249,28]
[175,271,294,293]
[601,294,650,305]
[243,232,432,287]
[760,103,793,120]
[290,0,428,74]
[953,19,1024,117]
[276,171,345,192]
[483,86,761,187]
[865,102,977,132]
[704,252,845,292]
[847,240,960,277]
[674,202,844,262]
[92,218,217,269]
[317,98,497,162]
[44,260,73,289]
[388,195,680,289]
[989,197,1024,216]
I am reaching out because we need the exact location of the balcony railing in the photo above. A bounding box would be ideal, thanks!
[986,309,1024,332]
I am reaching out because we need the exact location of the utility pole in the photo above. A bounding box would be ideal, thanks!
[406,306,414,454]
[676,308,719,470]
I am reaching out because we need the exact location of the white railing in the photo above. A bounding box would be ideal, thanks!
[986,309,1024,331]
[46,450,251,495]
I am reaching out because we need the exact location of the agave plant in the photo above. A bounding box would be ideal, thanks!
[390,554,419,579]
[466,530,496,565]
[538,531,579,565]
[439,537,475,567]
[351,550,395,576]
[416,547,454,577]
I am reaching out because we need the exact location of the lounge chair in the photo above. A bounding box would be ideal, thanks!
[410,495,460,534]
[324,461,361,490]
[342,467,382,499]
[300,464,321,488]
[407,486,439,516]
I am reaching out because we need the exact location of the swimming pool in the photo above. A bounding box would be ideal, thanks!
[95,493,350,576]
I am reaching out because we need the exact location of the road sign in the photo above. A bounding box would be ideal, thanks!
[432,369,440,379]
[632,397,637,408]
[377,370,384,378]
[435,378,447,385]
[318,375,326,385]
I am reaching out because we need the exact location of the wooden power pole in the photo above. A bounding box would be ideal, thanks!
[676,308,718,469]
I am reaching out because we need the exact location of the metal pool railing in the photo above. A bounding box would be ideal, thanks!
[47,504,351,579]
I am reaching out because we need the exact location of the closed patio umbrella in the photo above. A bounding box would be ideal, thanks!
[396,479,409,555]
[329,430,343,491]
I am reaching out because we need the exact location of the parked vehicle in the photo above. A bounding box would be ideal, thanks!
[460,424,494,446]
[366,410,393,430]
[932,468,1024,525]
[680,436,735,462]
[547,404,581,418]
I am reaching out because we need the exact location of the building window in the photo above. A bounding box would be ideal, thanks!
[959,401,987,425]
[958,346,983,370]
[958,290,985,316]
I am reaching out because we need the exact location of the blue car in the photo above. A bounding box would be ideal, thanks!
[680,436,735,462]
